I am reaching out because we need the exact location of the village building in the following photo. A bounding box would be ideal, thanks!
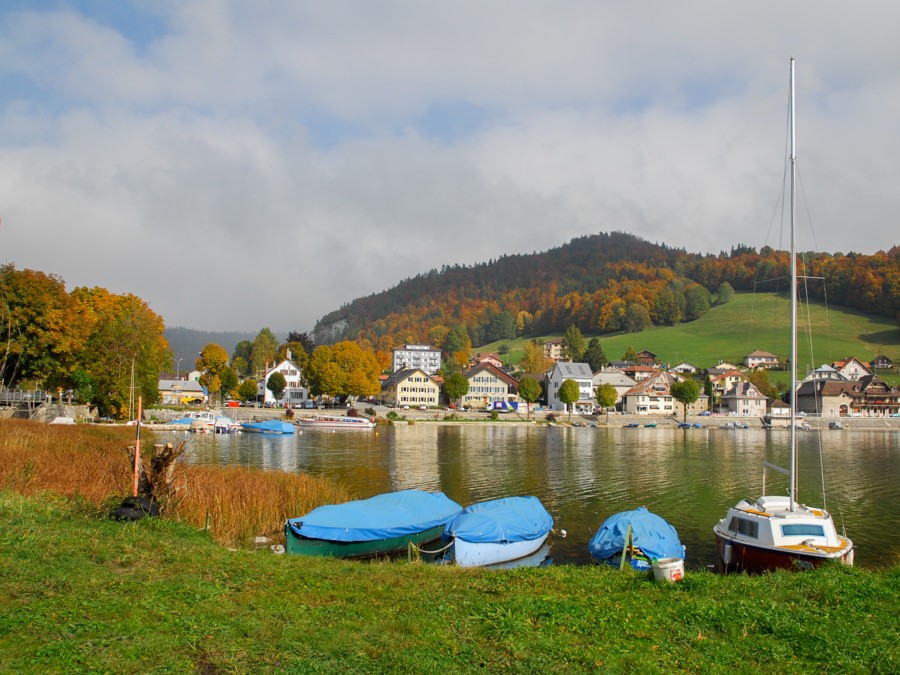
[634,350,658,366]
[542,339,564,362]
[158,379,206,406]
[744,349,779,370]
[722,381,768,417]
[257,358,307,407]
[796,380,855,417]
[621,371,679,416]
[592,370,637,410]
[546,361,594,412]
[831,357,873,382]
[870,354,894,370]
[380,368,442,408]
[461,362,519,410]
[468,352,503,370]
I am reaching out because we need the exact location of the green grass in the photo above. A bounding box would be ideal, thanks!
[1,490,897,673]
[484,292,898,378]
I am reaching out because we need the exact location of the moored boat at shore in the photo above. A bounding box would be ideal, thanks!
[284,490,462,558]
[442,496,554,568]
[713,60,853,573]
[588,506,684,571]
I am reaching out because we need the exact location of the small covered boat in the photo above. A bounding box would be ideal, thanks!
[443,496,554,567]
[241,419,296,434]
[588,506,685,571]
[284,490,462,558]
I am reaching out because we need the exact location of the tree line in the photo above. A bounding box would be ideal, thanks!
[312,232,900,351]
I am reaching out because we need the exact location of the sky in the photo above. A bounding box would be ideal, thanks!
[1,1,898,333]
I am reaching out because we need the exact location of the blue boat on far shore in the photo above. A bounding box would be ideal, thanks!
[241,419,295,434]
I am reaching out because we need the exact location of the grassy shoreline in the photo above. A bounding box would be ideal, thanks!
[1,490,897,672]
[2,420,898,672]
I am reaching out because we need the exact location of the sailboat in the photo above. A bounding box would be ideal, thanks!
[713,59,854,572]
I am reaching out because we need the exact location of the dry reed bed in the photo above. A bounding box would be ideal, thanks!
[0,419,351,548]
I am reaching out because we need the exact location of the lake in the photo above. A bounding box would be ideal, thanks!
[183,423,899,569]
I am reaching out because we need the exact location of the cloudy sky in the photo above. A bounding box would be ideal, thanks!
[1,2,897,333]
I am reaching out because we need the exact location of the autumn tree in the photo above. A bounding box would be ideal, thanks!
[196,343,229,404]
[715,281,735,305]
[231,340,253,376]
[305,341,381,401]
[622,346,637,363]
[443,323,472,372]
[624,303,651,333]
[443,372,469,409]
[671,379,700,422]
[558,379,581,421]
[518,376,542,419]
[71,287,171,416]
[267,371,287,402]
[519,339,551,375]
[251,328,279,375]
[237,379,259,403]
[562,324,586,361]
[594,383,618,412]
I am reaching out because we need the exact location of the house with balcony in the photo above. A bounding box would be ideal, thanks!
[392,344,442,375]
[832,357,873,382]
[847,375,900,416]
[744,349,779,370]
[542,339,564,362]
[621,371,679,415]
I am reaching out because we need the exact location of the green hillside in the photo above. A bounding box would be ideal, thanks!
[483,291,898,377]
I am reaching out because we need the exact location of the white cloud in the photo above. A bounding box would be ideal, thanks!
[1,1,897,331]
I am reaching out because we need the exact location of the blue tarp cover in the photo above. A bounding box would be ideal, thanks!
[444,496,553,543]
[286,490,462,542]
[587,506,684,561]
[241,420,295,434]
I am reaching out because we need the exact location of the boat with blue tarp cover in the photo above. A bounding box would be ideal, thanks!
[241,419,295,434]
[443,496,554,567]
[284,490,462,558]
[588,506,685,571]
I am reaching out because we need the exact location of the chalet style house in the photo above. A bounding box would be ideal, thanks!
[832,357,873,382]
[722,381,768,417]
[744,350,779,370]
[380,368,441,408]
[871,354,894,370]
[621,371,678,416]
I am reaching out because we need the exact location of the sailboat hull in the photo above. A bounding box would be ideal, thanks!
[714,530,854,573]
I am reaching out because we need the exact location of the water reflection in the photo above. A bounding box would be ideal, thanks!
[183,424,899,569]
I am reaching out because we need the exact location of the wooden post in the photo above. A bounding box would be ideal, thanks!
[132,396,142,497]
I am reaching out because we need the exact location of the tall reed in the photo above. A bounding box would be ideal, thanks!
[0,419,351,548]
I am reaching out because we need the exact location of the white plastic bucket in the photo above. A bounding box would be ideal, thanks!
[651,557,684,583]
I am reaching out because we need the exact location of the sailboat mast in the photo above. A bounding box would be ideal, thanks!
[789,57,797,511]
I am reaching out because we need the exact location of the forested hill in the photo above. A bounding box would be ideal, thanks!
[312,231,899,350]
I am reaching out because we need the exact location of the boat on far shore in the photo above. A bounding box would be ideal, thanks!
[296,412,375,430]
[241,419,295,435]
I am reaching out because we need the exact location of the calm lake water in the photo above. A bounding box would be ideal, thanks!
[183,424,899,569]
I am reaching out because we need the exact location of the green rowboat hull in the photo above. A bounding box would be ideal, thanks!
[284,522,446,558]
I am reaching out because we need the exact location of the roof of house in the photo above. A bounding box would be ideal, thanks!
[723,381,766,399]
[549,361,593,380]
[381,368,438,387]
[464,362,519,387]
[746,350,777,358]
[593,372,637,388]
[623,371,677,397]
[158,379,204,392]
